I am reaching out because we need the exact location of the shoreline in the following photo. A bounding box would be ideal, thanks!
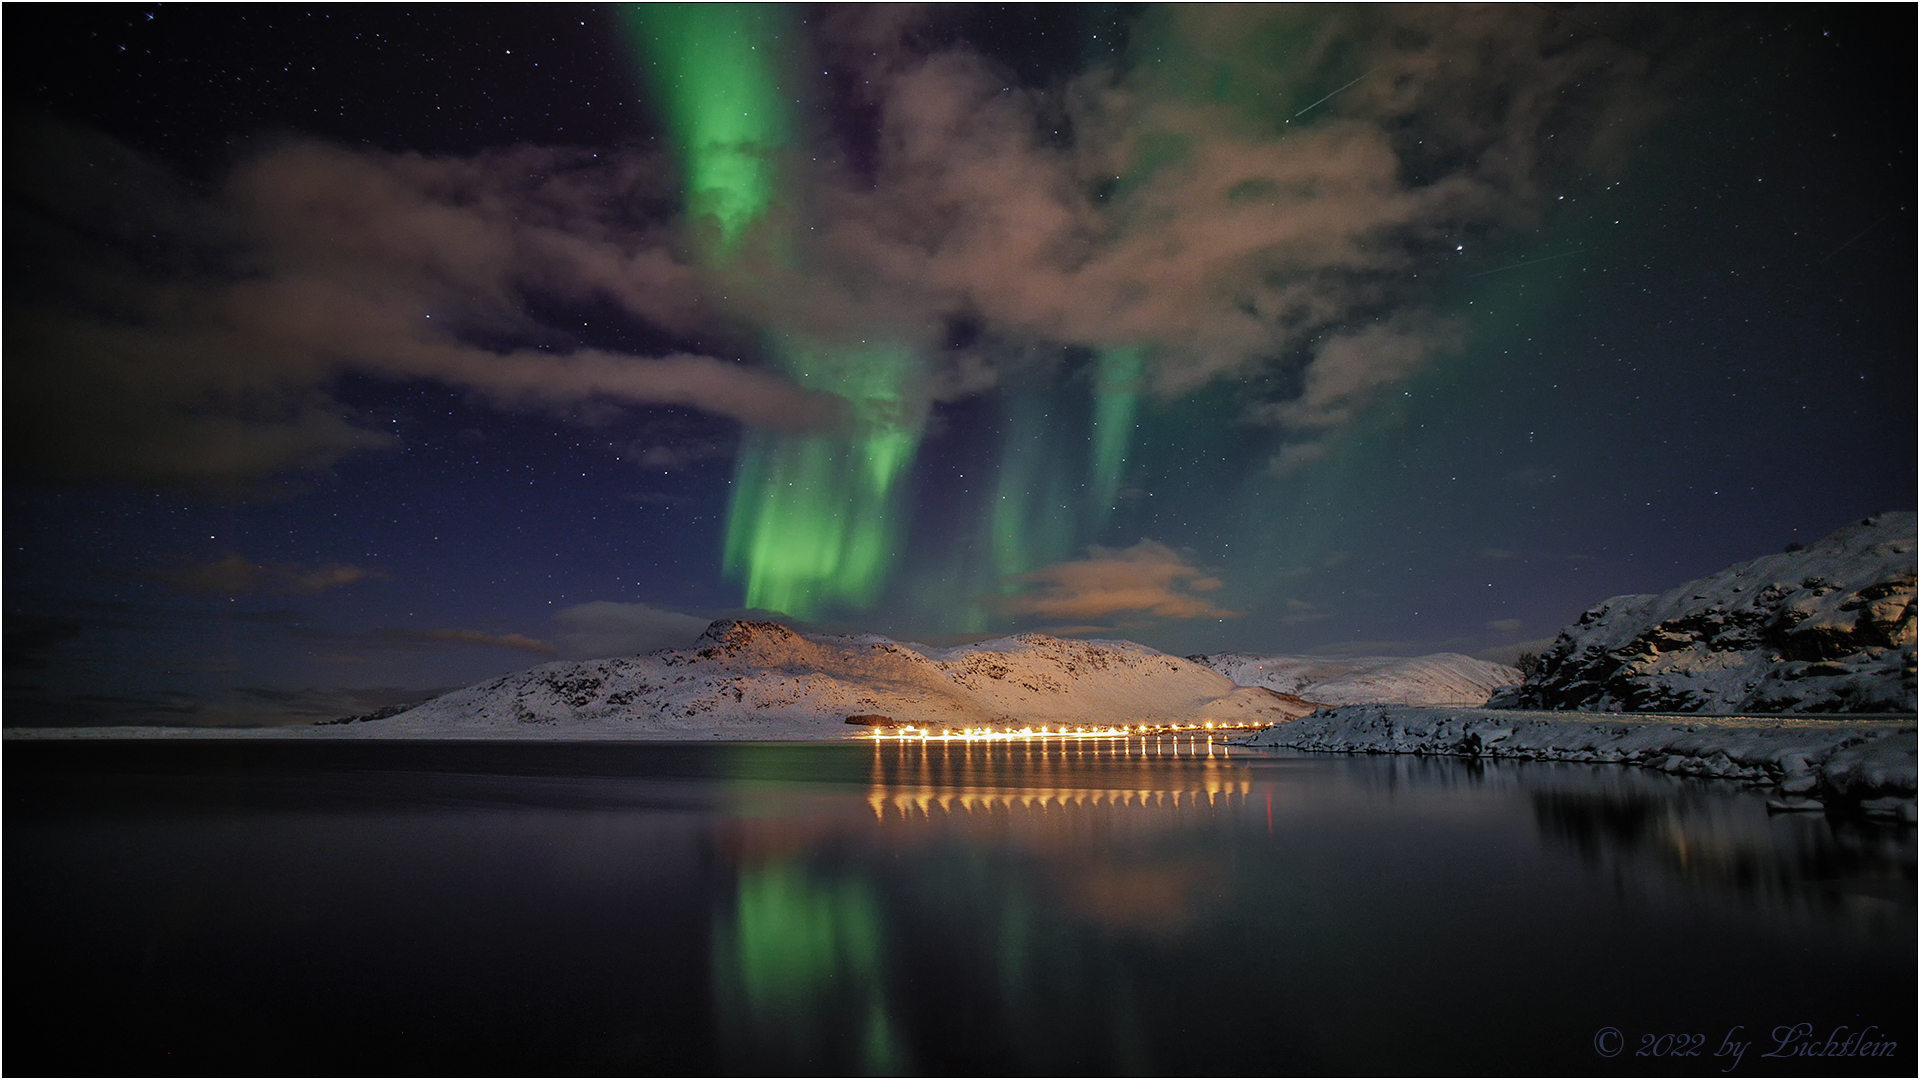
[1233,705,1916,819]
[10,705,1916,821]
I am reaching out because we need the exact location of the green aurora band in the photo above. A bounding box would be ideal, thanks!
[723,337,924,617]
[627,4,924,618]
[1091,346,1145,518]
[610,4,1644,648]
[624,6,1167,624]
[619,3,787,250]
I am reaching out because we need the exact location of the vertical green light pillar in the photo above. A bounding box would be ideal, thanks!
[723,339,923,616]
[625,4,924,619]
[621,3,789,253]
[1091,345,1146,519]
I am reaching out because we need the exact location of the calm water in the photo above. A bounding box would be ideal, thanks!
[6,737,1913,1076]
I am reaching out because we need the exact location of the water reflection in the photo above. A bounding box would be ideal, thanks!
[1530,775,1915,930]
[866,734,1252,817]
[717,862,902,1073]
[707,740,1914,1074]
[7,739,1912,1076]
[712,737,1244,1074]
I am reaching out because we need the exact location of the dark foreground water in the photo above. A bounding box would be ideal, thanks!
[6,737,1913,1076]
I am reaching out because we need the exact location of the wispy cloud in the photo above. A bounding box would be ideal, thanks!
[155,552,383,596]
[1003,540,1240,623]
[7,6,1677,492]
[553,601,710,658]
[8,120,844,490]
[388,628,559,656]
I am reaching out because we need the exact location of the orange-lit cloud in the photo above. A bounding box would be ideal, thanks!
[156,552,382,596]
[1004,541,1240,623]
[402,628,559,656]
[10,5,1670,490]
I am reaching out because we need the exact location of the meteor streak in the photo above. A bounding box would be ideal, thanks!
[1285,67,1374,122]
[1467,248,1588,278]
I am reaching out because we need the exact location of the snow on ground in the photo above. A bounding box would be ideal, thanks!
[1506,512,1915,713]
[75,620,1310,740]
[1238,703,1916,817]
[1191,652,1520,707]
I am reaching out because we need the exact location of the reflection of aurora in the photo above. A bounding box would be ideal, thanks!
[709,743,1914,1073]
[714,862,905,1074]
[711,739,1253,1074]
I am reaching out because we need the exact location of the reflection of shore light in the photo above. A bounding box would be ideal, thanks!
[863,731,1252,819]
[860,722,1261,742]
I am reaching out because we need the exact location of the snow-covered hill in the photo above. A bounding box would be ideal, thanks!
[1504,513,1916,713]
[1189,652,1521,707]
[351,620,1316,738]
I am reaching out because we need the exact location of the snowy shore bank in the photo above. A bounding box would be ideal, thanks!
[1237,704,1915,818]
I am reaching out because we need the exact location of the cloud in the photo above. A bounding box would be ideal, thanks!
[1486,618,1526,634]
[380,628,559,656]
[3,684,453,729]
[612,414,737,472]
[769,4,1671,436]
[8,7,1679,492]
[156,553,382,596]
[1029,624,1120,639]
[553,601,712,658]
[1259,312,1468,432]
[1270,441,1332,478]
[1476,637,1560,666]
[1281,598,1330,625]
[1003,540,1240,622]
[7,119,846,489]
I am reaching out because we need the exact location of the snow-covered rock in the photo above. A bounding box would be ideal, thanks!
[1239,704,1916,809]
[1506,512,1916,714]
[1189,652,1521,707]
[344,620,1317,738]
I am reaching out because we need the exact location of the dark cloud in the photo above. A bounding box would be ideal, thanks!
[6,118,848,490]
[155,553,383,597]
[1,684,450,729]
[3,614,90,670]
[6,7,1679,491]
[374,628,560,657]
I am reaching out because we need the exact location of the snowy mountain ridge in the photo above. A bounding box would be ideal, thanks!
[361,620,1317,738]
[1503,512,1916,713]
[1189,652,1520,708]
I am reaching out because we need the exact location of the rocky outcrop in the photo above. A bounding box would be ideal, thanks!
[1504,513,1916,714]
[1238,704,1915,815]
[1190,652,1521,707]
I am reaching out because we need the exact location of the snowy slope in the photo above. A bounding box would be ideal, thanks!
[1190,652,1521,707]
[353,620,1317,738]
[1238,704,1914,813]
[1506,513,1916,713]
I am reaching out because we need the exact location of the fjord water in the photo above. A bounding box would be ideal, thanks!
[7,738,1912,1076]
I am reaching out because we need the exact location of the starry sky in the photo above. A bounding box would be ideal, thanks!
[6,4,1914,727]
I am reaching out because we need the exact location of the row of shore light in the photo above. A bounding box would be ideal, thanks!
[865,722,1264,741]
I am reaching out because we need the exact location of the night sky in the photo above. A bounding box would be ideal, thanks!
[6,4,1914,727]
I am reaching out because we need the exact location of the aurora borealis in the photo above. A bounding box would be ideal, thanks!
[5,4,1915,727]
